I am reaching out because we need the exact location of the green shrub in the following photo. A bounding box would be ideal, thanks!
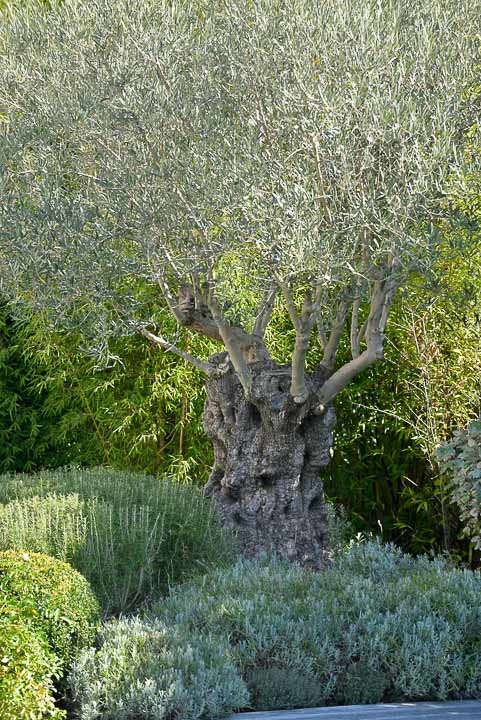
[0,467,237,614]
[437,418,481,550]
[0,551,99,672]
[325,503,355,557]
[0,605,64,720]
[165,543,481,705]
[69,541,481,718]
[0,494,88,560]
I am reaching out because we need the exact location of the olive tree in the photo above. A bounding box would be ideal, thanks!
[0,0,479,566]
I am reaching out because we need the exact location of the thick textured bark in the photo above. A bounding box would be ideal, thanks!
[203,352,335,568]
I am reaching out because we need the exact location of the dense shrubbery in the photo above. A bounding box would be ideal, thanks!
[0,551,99,672]
[0,306,70,475]
[0,302,213,479]
[69,542,481,718]
[0,467,236,613]
[437,418,481,550]
[0,605,64,720]
[0,551,98,720]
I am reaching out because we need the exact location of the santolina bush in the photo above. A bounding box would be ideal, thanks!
[69,541,481,718]
[0,467,236,614]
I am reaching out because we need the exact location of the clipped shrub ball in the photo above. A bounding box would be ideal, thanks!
[69,541,481,718]
[0,605,64,720]
[0,551,99,671]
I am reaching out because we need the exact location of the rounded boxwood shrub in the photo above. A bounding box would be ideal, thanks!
[0,551,99,671]
[69,542,481,718]
[0,605,64,720]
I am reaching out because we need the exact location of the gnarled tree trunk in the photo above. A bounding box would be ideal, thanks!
[203,352,336,568]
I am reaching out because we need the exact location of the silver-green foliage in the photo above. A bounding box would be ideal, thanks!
[70,619,249,720]
[69,542,481,717]
[437,419,481,550]
[0,494,88,558]
[0,467,236,614]
[0,0,479,389]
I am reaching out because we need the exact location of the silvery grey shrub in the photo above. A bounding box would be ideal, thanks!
[69,542,481,718]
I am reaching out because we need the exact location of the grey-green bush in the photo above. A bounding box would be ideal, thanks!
[0,467,236,614]
[70,617,249,720]
[68,542,481,718]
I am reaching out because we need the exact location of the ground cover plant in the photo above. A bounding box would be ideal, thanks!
[0,467,236,614]
[68,541,481,719]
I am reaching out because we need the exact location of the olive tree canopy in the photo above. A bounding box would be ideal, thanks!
[0,0,480,564]
[1,0,479,401]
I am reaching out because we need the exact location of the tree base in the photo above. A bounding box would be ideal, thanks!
[203,353,335,569]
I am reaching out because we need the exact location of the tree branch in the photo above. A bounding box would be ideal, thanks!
[357,317,369,348]
[321,301,348,369]
[277,282,310,401]
[350,291,361,359]
[138,327,218,375]
[157,272,185,324]
[208,295,253,396]
[279,281,302,332]
[317,267,400,408]
[317,319,328,350]
[317,348,378,409]
[158,275,222,342]
[253,285,277,338]
[281,289,318,404]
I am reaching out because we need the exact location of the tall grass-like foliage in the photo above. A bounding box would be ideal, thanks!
[69,542,481,718]
[0,468,236,614]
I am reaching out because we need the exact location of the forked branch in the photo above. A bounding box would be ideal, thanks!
[157,272,222,341]
[253,285,277,338]
[317,268,400,408]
